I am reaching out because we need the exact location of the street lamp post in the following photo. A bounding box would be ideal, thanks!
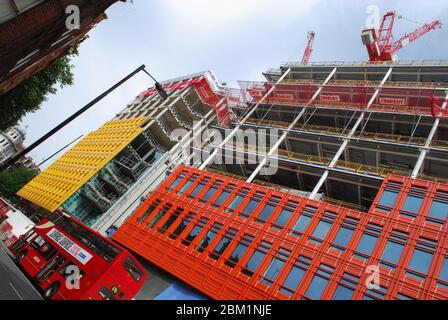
[0,65,168,172]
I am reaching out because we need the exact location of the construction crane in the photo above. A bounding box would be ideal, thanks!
[301,31,315,65]
[361,11,442,62]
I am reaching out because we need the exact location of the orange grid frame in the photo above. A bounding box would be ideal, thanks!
[113,165,448,300]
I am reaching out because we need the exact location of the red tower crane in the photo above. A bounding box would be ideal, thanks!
[301,31,315,65]
[361,11,442,62]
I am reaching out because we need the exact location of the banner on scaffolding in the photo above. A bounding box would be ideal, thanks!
[320,94,341,102]
[431,96,448,119]
[379,97,407,106]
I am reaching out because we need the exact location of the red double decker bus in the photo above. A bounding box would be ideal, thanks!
[9,211,147,300]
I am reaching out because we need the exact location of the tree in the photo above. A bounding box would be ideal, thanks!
[0,47,78,131]
[0,166,38,203]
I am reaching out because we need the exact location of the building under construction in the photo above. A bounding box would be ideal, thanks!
[17,11,448,300]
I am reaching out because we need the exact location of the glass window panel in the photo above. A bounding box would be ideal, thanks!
[245,251,266,273]
[261,258,285,285]
[381,241,404,265]
[216,191,231,205]
[203,187,217,201]
[292,215,312,235]
[305,275,329,300]
[189,184,206,198]
[282,266,306,294]
[226,243,248,267]
[408,249,433,275]
[178,180,194,195]
[243,199,260,215]
[228,195,244,212]
[378,190,398,207]
[168,177,183,190]
[402,195,423,214]
[258,204,276,222]
[196,228,219,252]
[356,234,378,256]
[311,220,332,241]
[147,209,166,229]
[428,201,448,221]
[332,285,354,300]
[439,257,448,282]
[333,227,354,248]
[274,209,293,228]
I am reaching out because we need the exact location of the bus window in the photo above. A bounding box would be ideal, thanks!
[122,257,144,282]
[36,255,67,283]
[99,287,116,300]
[30,237,58,260]
[38,242,58,260]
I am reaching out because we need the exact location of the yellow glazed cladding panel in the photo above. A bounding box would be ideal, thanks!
[17,117,149,212]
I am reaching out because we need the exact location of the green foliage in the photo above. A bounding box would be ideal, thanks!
[0,47,79,131]
[0,166,38,203]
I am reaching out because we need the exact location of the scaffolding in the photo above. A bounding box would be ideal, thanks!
[234,80,447,117]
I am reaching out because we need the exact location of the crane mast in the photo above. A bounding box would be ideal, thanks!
[301,31,315,65]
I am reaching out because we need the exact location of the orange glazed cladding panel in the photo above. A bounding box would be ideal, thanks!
[113,165,448,300]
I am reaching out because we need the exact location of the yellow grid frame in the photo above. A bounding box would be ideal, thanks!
[17,117,149,212]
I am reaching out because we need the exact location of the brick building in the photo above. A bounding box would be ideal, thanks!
[0,0,125,95]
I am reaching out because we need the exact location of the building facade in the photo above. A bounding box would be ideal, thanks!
[0,126,26,165]
[0,0,125,94]
[114,165,448,300]
[18,71,229,233]
[17,59,448,299]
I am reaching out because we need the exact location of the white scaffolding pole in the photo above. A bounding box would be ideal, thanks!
[199,69,292,170]
[411,91,448,178]
[246,67,338,183]
[309,67,393,199]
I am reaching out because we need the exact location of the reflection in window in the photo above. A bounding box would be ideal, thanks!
[196,223,223,253]
[310,220,332,244]
[138,201,160,224]
[380,230,408,269]
[168,174,185,191]
[353,223,383,260]
[257,198,279,223]
[381,241,404,265]
[225,234,254,268]
[437,257,448,286]
[147,209,167,229]
[377,190,399,212]
[228,193,245,213]
[188,180,208,199]
[332,285,354,300]
[242,241,272,277]
[240,192,264,219]
[273,201,297,230]
[215,187,233,206]
[280,256,311,296]
[170,213,195,240]
[406,237,437,280]
[427,198,448,223]
[260,248,290,286]
[210,228,237,260]
[305,275,329,300]
[159,208,183,234]
[400,189,426,219]
[182,217,209,247]
[291,206,316,238]
[402,195,423,214]
[332,226,354,251]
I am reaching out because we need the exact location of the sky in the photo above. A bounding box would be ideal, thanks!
[19,0,448,168]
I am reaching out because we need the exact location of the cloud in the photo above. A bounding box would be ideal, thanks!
[156,0,321,36]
